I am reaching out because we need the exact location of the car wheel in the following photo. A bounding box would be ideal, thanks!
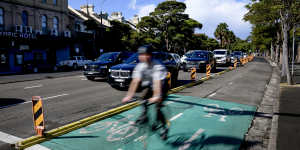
[73,64,78,70]
[87,76,95,80]
[33,67,38,73]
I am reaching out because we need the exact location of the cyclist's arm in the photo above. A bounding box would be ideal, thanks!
[127,78,141,98]
[149,79,162,103]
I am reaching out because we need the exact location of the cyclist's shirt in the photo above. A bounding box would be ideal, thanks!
[132,59,167,88]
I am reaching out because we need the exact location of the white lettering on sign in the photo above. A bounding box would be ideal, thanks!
[178,128,205,150]
[203,104,244,122]
[0,31,36,39]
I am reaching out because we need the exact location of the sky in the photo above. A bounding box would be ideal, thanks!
[69,0,252,40]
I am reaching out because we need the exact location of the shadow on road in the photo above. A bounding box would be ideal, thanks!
[166,133,261,149]
[0,98,26,108]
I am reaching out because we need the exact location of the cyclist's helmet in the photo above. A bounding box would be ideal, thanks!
[137,45,153,55]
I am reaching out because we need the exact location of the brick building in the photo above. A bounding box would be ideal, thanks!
[0,0,71,74]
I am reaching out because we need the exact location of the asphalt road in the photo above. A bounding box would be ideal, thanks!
[0,67,218,139]
[0,58,272,148]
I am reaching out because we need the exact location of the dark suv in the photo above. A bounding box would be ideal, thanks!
[83,52,133,80]
[108,52,179,89]
[183,50,216,72]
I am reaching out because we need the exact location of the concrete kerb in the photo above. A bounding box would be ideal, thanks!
[14,65,241,150]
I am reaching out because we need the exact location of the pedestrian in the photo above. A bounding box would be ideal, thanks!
[122,45,169,140]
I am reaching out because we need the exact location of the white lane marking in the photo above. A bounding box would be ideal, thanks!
[0,131,51,150]
[24,84,43,89]
[178,128,205,150]
[208,92,216,97]
[81,79,88,81]
[170,113,183,122]
[165,101,174,105]
[228,82,233,85]
[0,94,69,109]
[43,93,69,100]
[79,76,84,78]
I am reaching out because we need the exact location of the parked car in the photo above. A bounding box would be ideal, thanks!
[108,52,179,89]
[83,52,133,80]
[213,49,231,66]
[180,51,194,69]
[230,53,236,65]
[57,56,92,70]
[232,51,243,64]
[182,50,216,72]
[170,53,182,70]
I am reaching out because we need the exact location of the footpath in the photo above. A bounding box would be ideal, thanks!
[276,64,300,150]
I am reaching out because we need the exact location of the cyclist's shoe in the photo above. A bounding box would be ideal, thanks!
[151,123,162,131]
[160,127,169,141]
[134,116,148,125]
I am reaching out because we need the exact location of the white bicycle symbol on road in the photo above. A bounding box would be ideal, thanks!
[79,114,139,142]
[203,104,244,122]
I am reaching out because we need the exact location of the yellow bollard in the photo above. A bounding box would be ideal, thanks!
[32,96,45,136]
[190,67,196,80]
[234,59,237,69]
[206,64,211,78]
[167,72,171,88]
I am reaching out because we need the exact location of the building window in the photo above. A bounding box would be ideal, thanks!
[22,11,28,26]
[42,0,47,4]
[0,8,4,31]
[41,15,47,33]
[75,22,81,32]
[53,17,58,31]
[53,0,57,5]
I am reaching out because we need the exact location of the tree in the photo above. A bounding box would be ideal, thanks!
[244,0,300,85]
[214,23,230,48]
[136,1,202,54]
[103,20,133,51]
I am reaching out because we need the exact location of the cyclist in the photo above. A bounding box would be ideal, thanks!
[122,45,169,140]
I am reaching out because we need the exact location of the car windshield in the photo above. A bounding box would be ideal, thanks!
[191,52,208,58]
[214,51,226,55]
[233,51,242,56]
[124,52,169,64]
[96,52,119,62]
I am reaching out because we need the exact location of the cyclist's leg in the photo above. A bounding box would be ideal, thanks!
[154,80,169,140]
[136,87,152,124]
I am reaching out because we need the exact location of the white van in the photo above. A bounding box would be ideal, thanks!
[213,49,231,66]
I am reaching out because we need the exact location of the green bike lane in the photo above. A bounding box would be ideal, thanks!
[39,94,256,150]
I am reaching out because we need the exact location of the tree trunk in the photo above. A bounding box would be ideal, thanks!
[281,19,293,85]
[275,31,281,64]
[271,41,275,61]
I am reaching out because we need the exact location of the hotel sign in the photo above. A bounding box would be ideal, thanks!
[0,31,36,39]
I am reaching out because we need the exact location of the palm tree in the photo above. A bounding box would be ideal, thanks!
[214,23,229,48]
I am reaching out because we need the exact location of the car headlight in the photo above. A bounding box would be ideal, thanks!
[109,69,112,72]
[84,65,88,69]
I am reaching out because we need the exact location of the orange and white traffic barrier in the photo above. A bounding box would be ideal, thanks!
[32,96,45,136]
[190,67,196,80]
[234,59,238,69]
[206,64,211,78]
[167,72,172,88]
